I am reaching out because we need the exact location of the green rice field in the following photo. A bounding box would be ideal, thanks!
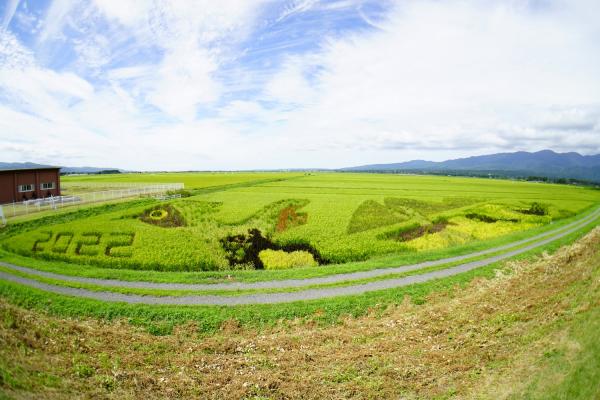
[2,172,598,275]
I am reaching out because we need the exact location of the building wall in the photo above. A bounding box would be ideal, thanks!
[0,173,15,204]
[37,170,61,198]
[0,169,61,204]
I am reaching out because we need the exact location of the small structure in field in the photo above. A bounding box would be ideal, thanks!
[0,166,61,204]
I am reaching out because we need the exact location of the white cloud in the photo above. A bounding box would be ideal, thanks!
[92,0,150,27]
[92,0,265,47]
[256,0,600,165]
[264,57,316,105]
[107,65,153,80]
[1,0,20,30]
[1,0,600,170]
[0,67,94,122]
[73,33,111,70]
[534,107,599,131]
[145,43,220,121]
[277,0,319,22]
[0,30,33,68]
[37,0,76,43]
[93,0,267,120]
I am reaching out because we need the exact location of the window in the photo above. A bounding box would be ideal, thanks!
[18,184,34,192]
[41,182,55,190]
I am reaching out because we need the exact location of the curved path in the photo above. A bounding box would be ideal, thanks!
[1,208,599,291]
[0,208,598,305]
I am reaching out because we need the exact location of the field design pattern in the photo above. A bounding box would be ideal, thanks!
[1,173,599,306]
[0,205,598,304]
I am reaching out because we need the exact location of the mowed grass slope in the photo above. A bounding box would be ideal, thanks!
[2,173,598,275]
[1,228,599,399]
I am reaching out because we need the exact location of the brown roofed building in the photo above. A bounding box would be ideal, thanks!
[0,167,61,204]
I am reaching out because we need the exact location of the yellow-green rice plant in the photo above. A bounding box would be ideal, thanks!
[259,249,318,270]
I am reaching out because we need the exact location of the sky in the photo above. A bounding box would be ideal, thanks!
[0,0,599,171]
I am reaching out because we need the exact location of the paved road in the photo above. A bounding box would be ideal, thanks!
[0,208,598,305]
[1,208,599,291]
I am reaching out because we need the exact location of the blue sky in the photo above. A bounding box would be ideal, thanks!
[0,0,599,170]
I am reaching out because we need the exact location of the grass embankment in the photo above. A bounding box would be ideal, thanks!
[1,228,599,399]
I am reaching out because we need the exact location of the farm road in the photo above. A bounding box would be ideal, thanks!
[0,207,598,305]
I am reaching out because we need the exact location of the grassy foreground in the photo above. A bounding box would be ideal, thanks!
[1,228,599,399]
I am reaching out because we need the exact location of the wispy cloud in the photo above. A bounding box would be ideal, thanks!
[277,0,319,22]
[37,0,76,43]
[1,0,20,30]
[0,0,598,170]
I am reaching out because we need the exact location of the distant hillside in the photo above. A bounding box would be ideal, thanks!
[342,150,600,182]
[0,162,57,170]
[0,162,125,174]
[60,166,125,174]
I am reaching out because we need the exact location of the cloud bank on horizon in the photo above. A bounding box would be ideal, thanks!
[0,0,599,170]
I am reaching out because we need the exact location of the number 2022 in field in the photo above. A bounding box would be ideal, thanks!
[32,231,135,258]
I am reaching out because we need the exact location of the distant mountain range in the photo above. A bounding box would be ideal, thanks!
[0,162,124,174]
[0,162,57,171]
[3,150,600,182]
[342,150,600,182]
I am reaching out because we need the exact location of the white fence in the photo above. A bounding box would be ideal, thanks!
[1,183,184,219]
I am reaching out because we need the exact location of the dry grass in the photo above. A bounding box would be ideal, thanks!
[1,228,600,399]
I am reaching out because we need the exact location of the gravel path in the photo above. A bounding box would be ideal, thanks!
[1,208,599,292]
[0,208,597,305]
